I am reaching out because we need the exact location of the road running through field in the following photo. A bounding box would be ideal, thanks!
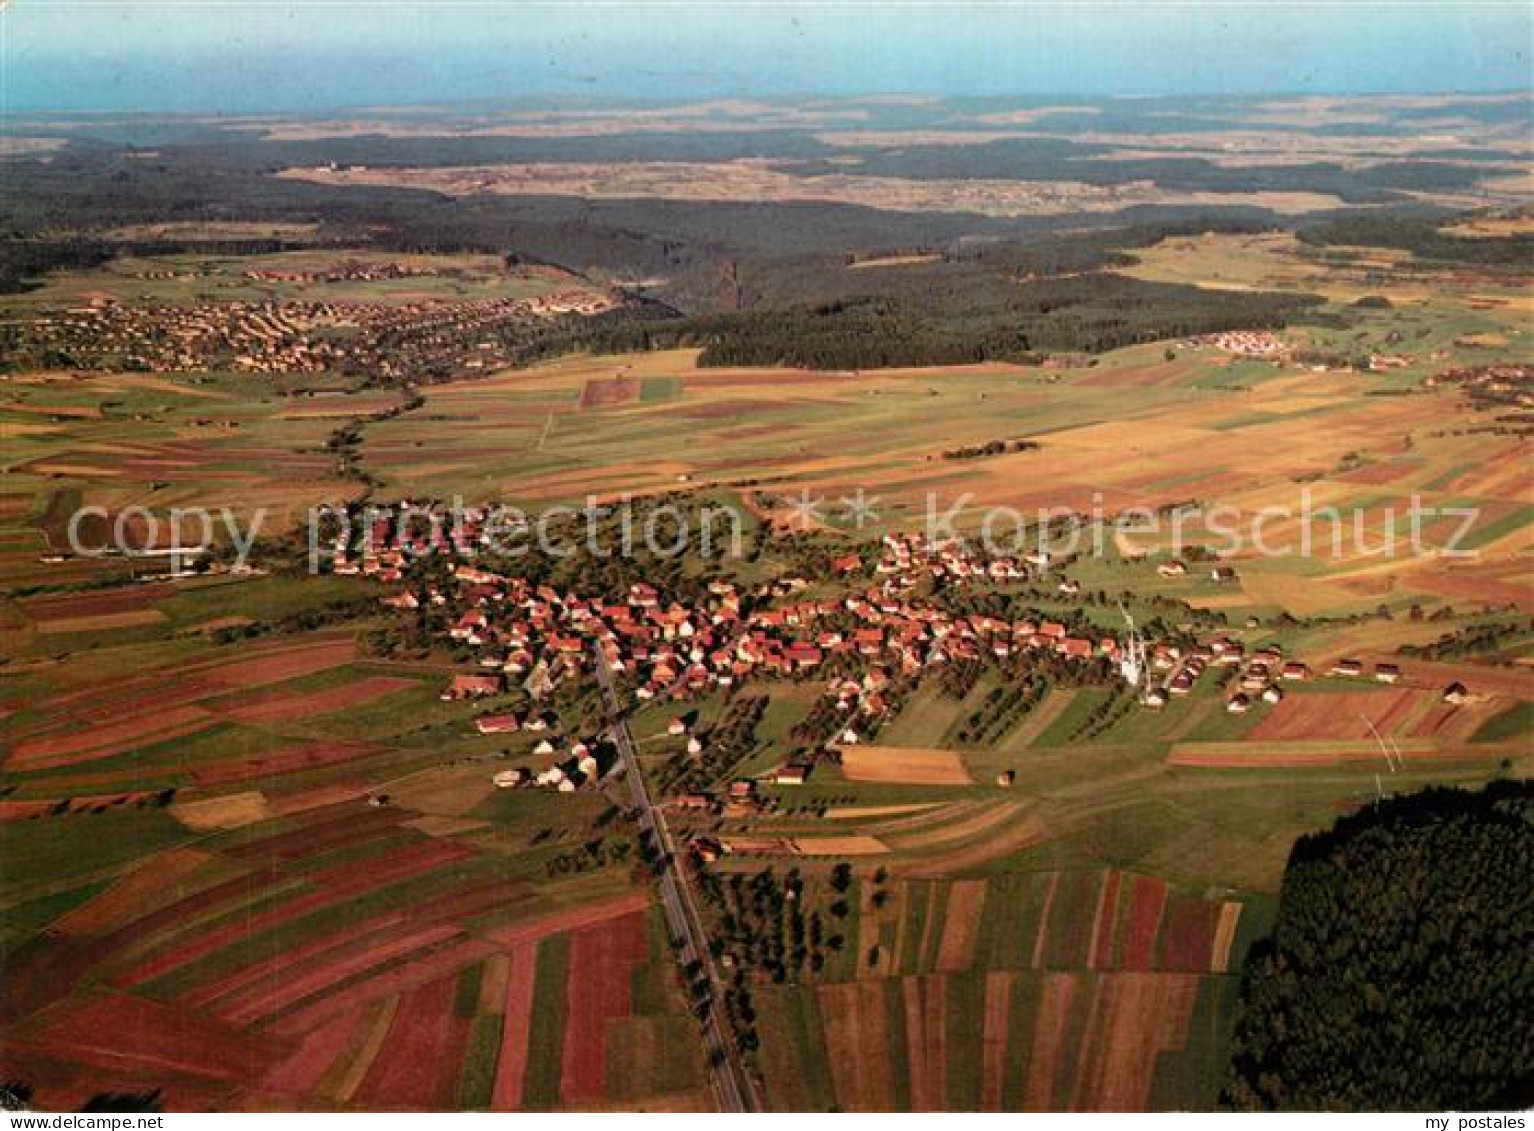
[591,643,759,1113]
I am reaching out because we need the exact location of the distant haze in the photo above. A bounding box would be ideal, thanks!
[4,1,1532,113]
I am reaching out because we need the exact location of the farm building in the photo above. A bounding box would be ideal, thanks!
[475,712,520,734]
[444,673,503,700]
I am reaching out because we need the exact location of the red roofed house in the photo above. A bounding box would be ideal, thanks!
[447,674,503,700]
[785,643,824,669]
[775,764,810,786]
[475,713,520,734]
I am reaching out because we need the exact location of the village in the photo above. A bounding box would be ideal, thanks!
[1424,362,1534,421]
[0,288,618,380]
[327,504,1466,840]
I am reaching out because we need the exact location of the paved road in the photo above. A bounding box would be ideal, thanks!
[591,645,759,1113]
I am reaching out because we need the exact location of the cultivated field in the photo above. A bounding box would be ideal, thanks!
[748,868,1258,1111]
[364,297,1530,623]
[2,203,1529,1112]
[0,569,706,1111]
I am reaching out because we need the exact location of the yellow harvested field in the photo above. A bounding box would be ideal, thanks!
[827,802,947,820]
[0,422,66,439]
[838,745,973,785]
[717,834,889,856]
[170,791,273,830]
[847,253,944,269]
[719,836,794,855]
[1046,421,1217,451]
[1210,902,1244,974]
[787,835,890,856]
[27,464,125,479]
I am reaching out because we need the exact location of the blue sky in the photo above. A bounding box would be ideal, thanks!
[3,2,1531,113]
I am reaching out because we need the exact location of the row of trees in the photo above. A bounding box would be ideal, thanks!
[1399,618,1534,662]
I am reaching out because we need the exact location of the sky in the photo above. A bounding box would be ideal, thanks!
[2,1,1531,114]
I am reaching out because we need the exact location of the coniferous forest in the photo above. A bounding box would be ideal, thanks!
[1222,781,1534,1112]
